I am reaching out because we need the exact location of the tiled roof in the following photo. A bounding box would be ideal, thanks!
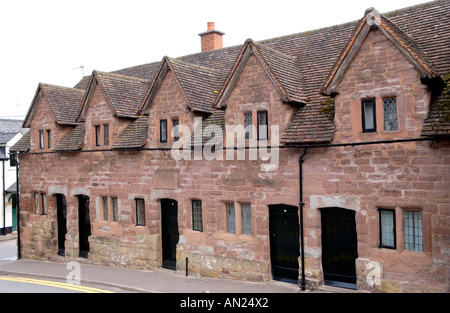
[23,84,84,127]
[113,116,148,149]
[54,124,85,152]
[77,71,151,120]
[422,73,450,136]
[192,110,226,145]
[215,40,307,109]
[9,131,30,152]
[56,0,447,145]
[252,41,306,104]
[169,58,224,113]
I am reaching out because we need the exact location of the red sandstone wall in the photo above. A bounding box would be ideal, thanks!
[17,29,450,291]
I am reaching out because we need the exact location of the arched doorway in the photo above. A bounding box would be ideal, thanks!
[321,207,358,289]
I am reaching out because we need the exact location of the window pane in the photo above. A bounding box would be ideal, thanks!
[192,200,203,231]
[95,125,101,146]
[380,210,395,248]
[112,197,119,222]
[103,124,110,145]
[226,203,235,234]
[47,130,51,149]
[363,100,375,131]
[241,204,252,235]
[39,130,44,149]
[257,111,268,140]
[404,211,423,251]
[42,194,47,215]
[160,120,167,143]
[136,199,145,226]
[172,119,179,141]
[383,97,398,131]
[34,193,40,214]
[244,112,252,140]
[102,197,108,221]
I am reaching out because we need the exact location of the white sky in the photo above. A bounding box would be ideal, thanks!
[0,0,430,120]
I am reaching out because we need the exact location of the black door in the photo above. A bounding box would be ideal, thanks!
[161,199,179,270]
[78,195,90,258]
[269,205,300,283]
[321,207,358,289]
[56,194,67,256]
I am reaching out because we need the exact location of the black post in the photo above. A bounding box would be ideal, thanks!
[298,147,307,291]
[186,257,189,277]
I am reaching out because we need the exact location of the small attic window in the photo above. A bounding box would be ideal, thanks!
[39,130,45,149]
[361,99,376,133]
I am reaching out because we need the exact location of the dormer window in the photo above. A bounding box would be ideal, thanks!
[160,119,168,143]
[94,124,110,147]
[383,97,398,131]
[39,130,45,149]
[257,110,268,140]
[172,119,179,142]
[38,129,51,150]
[361,99,376,133]
[95,125,101,147]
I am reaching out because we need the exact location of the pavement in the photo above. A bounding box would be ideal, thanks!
[0,234,349,294]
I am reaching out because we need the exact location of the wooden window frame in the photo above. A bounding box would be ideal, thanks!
[192,200,203,232]
[160,119,168,143]
[379,209,396,249]
[361,99,377,133]
[257,110,268,141]
[241,203,252,235]
[38,130,45,150]
[135,198,145,226]
[95,125,101,147]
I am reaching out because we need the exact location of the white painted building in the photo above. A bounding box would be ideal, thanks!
[0,119,27,234]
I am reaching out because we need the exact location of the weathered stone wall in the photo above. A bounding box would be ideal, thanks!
[16,27,450,293]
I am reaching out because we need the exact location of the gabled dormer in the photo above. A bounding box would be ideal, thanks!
[138,57,223,146]
[320,8,442,142]
[75,71,151,150]
[212,40,306,145]
[22,83,84,152]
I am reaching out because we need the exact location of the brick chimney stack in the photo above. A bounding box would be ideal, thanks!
[199,22,225,52]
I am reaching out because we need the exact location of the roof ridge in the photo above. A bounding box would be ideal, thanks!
[259,0,440,45]
[383,0,444,18]
[170,56,222,74]
[111,61,161,74]
[39,83,85,92]
[252,41,298,62]
[94,70,151,83]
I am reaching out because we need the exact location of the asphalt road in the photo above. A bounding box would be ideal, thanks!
[0,238,122,293]
[0,239,17,261]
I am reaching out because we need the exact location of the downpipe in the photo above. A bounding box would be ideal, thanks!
[298,147,307,291]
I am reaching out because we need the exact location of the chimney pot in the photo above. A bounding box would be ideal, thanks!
[207,22,215,31]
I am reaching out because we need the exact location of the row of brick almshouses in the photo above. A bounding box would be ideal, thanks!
[10,1,450,292]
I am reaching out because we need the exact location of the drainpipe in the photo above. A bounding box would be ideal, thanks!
[2,160,5,236]
[298,147,307,291]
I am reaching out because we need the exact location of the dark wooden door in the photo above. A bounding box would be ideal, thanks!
[161,199,179,270]
[56,194,67,256]
[269,205,300,283]
[78,195,90,258]
[321,207,358,289]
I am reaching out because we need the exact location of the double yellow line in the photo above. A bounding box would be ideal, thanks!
[0,276,114,293]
